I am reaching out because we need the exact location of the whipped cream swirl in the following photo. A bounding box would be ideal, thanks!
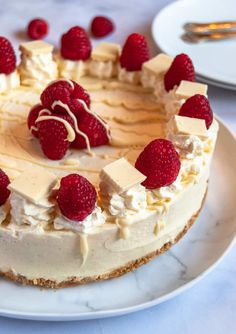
[100,183,147,217]
[54,205,106,233]
[118,65,141,85]
[89,60,117,79]
[10,193,54,226]
[19,53,57,87]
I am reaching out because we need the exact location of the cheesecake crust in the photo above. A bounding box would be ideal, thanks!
[0,191,206,289]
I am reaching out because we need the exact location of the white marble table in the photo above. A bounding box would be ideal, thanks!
[0,0,235,332]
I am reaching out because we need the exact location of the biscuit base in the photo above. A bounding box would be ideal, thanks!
[0,191,206,289]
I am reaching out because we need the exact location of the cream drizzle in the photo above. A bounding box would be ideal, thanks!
[29,108,51,135]
[115,218,130,240]
[0,150,99,173]
[51,100,91,153]
[79,233,89,266]
[36,115,76,142]
[154,220,165,236]
[77,98,111,141]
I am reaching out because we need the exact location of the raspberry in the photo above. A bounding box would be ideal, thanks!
[37,114,74,160]
[71,112,110,149]
[40,79,90,115]
[120,33,150,71]
[61,26,91,61]
[0,37,16,75]
[69,82,91,117]
[135,139,181,189]
[71,81,90,107]
[164,53,195,92]
[27,18,48,40]
[0,169,10,206]
[178,94,213,129]
[41,80,73,111]
[27,104,47,138]
[91,16,114,38]
[57,174,96,221]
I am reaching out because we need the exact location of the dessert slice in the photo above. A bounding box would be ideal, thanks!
[0,37,20,93]
[18,40,58,88]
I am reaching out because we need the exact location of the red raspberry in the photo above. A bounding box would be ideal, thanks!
[69,82,91,117]
[71,80,90,106]
[120,33,150,71]
[27,104,47,138]
[40,79,90,115]
[0,37,16,75]
[178,94,213,129]
[27,18,49,40]
[71,112,110,149]
[41,80,73,110]
[91,16,114,38]
[164,53,195,92]
[57,174,96,221]
[37,114,74,160]
[0,169,10,206]
[135,139,181,189]
[61,26,91,61]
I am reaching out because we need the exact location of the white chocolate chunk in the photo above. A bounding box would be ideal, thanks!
[20,40,54,56]
[170,115,208,138]
[142,53,173,75]
[175,80,208,99]
[91,42,121,62]
[100,158,146,194]
[9,167,57,205]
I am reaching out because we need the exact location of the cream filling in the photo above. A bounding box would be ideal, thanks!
[141,68,162,89]
[167,119,219,159]
[58,56,90,80]
[54,205,106,233]
[19,53,57,87]
[89,60,117,79]
[0,71,20,93]
[154,81,185,117]
[0,169,208,281]
[100,183,147,216]
[10,192,54,226]
[118,65,141,85]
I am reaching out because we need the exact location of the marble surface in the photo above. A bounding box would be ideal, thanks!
[0,0,236,332]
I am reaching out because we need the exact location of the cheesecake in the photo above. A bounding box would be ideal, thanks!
[0,32,218,288]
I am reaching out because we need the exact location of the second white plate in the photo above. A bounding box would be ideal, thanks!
[152,0,236,86]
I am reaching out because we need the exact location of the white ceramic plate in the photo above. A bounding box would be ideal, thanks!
[197,75,236,91]
[152,0,236,87]
[0,119,235,321]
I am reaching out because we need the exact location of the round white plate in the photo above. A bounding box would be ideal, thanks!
[197,75,236,91]
[152,0,236,86]
[0,119,235,321]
